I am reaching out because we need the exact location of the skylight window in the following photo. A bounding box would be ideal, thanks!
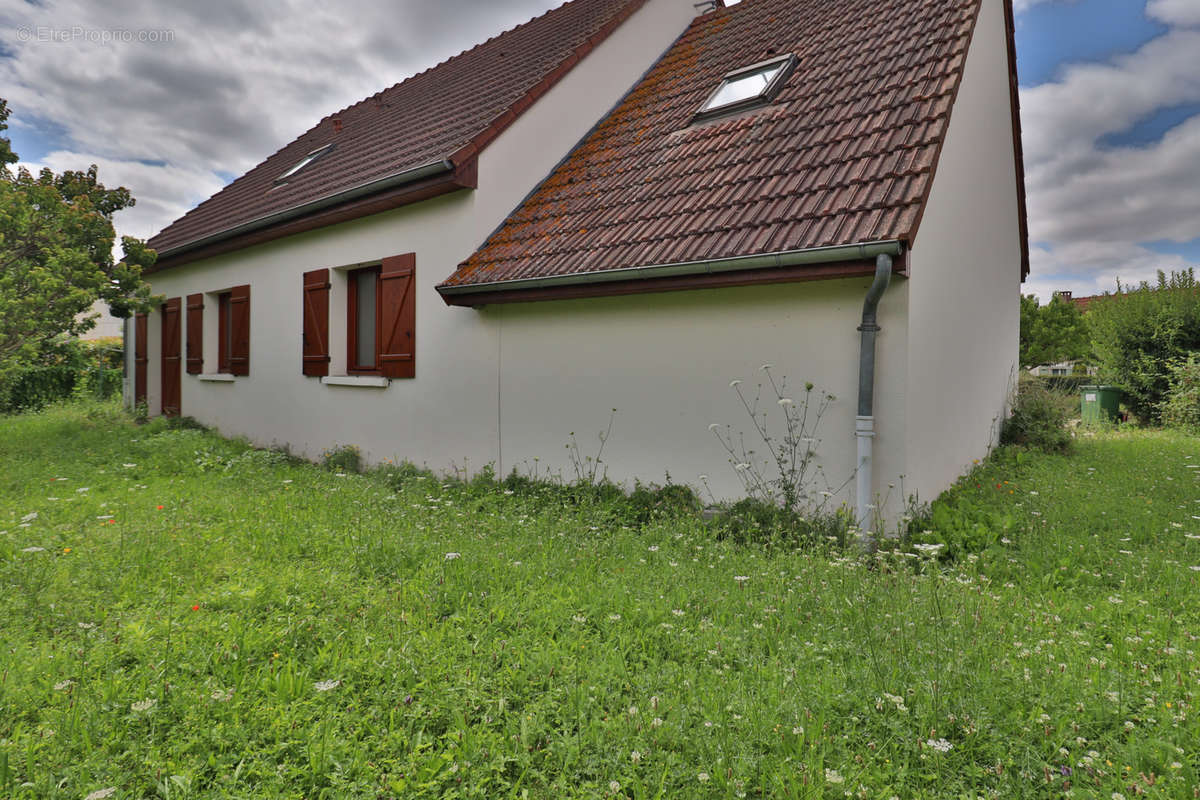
[695,54,796,120]
[274,144,334,185]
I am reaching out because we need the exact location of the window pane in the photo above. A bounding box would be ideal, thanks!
[356,271,376,368]
[703,63,785,112]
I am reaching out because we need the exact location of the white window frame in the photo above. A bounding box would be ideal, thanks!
[694,53,797,121]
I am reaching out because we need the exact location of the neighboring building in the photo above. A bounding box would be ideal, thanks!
[128,0,1027,527]
[78,300,123,341]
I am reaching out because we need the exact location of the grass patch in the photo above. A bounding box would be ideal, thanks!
[1,401,1198,798]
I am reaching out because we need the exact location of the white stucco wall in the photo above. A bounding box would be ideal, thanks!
[492,277,909,508]
[904,0,1024,506]
[133,0,697,465]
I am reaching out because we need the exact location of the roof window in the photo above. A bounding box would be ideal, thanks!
[695,54,796,120]
[274,144,334,185]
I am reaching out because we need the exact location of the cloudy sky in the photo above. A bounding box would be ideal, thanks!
[2,0,1198,302]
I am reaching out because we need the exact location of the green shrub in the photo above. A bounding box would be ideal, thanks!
[321,444,362,473]
[713,497,852,547]
[1001,376,1071,452]
[1087,269,1200,422]
[1042,374,1093,394]
[1159,353,1200,431]
[0,338,123,414]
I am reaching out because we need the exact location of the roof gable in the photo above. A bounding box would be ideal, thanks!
[442,0,1022,300]
[147,0,648,265]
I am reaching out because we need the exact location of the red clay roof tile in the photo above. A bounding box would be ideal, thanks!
[148,0,647,260]
[443,0,1018,295]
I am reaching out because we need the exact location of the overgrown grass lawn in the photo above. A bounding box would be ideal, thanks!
[2,403,1198,798]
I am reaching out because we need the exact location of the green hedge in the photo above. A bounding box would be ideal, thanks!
[1040,374,1096,394]
[1,338,123,414]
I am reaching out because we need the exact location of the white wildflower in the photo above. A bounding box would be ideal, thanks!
[729,380,742,388]
[648,545,659,552]
[651,717,664,728]
[609,613,622,621]
[1108,595,1123,604]
[734,575,749,583]
[630,750,641,764]
[609,780,621,794]
[698,772,710,783]
[777,398,793,406]
[734,462,750,471]
[54,679,74,691]
[672,609,685,616]
[211,688,234,702]
[824,768,844,784]
[444,552,461,561]
[628,705,638,716]
[882,692,908,712]
[572,614,587,624]
[313,679,341,692]
[21,546,46,553]
[913,543,944,555]
[130,698,157,713]
[708,423,720,432]
[759,363,773,371]
[76,487,89,493]
[926,737,953,753]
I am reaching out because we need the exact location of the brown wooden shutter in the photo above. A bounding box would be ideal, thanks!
[302,269,331,376]
[161,298,182,417]
[379,253,415,379]
[185,293,204,374]
[229,284,251,376]
[134,312,148,404]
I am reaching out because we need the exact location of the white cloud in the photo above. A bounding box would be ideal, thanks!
[0,0,560,245]
[1147,0,1200,27]
[1019,22,1200,300]
[1024,241,1189,302]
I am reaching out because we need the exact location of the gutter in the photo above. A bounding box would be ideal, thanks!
[437,240,904,297]
[855,253,894,549]
[154,159,455,260]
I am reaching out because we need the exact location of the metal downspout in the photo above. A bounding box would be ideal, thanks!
[855,253,894,548]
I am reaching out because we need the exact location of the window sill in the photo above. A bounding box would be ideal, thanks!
[197,373,236,382]
[321,375,389,388]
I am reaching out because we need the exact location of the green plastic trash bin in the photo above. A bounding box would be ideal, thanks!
[1080,385,1121,423]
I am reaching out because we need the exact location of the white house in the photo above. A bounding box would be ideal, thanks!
[128,0,1028,528]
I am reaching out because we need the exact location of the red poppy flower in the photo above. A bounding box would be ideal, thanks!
[191,605,200,611]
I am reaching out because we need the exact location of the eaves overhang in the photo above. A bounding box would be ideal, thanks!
[437,239,906,306]
[148,158,471,273]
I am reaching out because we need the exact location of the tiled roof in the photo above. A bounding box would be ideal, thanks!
[443,0,1016,295]
[147,0,647,260]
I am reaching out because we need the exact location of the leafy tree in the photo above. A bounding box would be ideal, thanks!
[1087,269,1200,422]
[1019,293,1089,369]
[0,98,157,386]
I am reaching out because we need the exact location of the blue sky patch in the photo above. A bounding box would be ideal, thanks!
[6,113,70,163]
[1015,0,1166,87]
[1098,103,1200,148]
[1144,238,1200,265]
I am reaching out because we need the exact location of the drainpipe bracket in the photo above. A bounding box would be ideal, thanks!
[855,416,875,436]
